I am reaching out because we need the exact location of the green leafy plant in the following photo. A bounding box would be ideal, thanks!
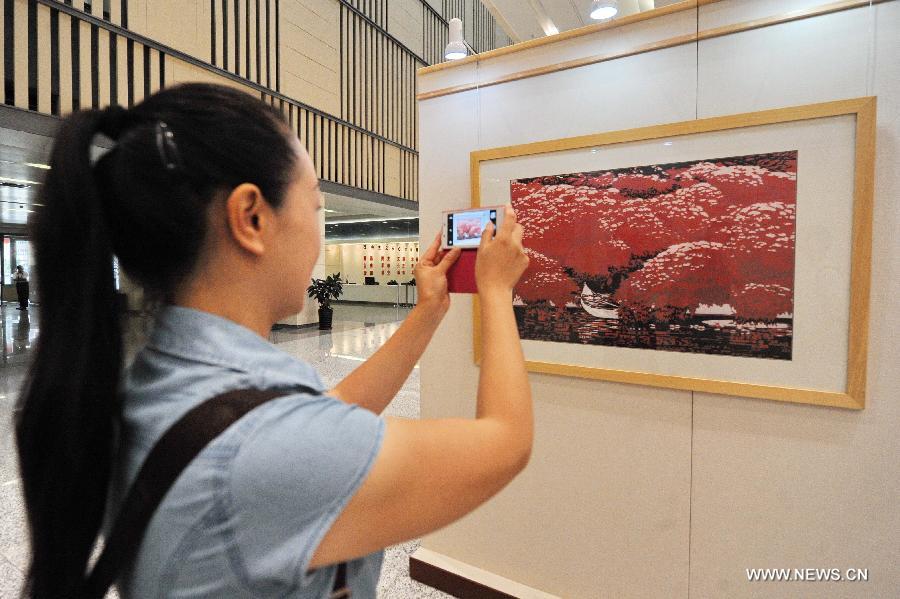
[307,272,344,310]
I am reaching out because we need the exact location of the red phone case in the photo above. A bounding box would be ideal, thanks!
[446,249,478,294]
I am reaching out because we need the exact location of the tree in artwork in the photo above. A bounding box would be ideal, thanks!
[510,151,797,359]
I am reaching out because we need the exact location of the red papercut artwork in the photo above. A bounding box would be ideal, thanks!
[510,151,797,360]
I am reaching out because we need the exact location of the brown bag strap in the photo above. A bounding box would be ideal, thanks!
[81,385,352,598]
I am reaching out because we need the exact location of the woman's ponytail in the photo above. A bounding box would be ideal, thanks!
[15,108,124,597]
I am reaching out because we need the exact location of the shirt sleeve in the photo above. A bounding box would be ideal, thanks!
[228,393,385,589]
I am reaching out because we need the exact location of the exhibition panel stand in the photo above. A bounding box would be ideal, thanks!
[337,284,417,306]
[416,1,899,597]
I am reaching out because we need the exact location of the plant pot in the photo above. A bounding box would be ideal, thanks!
[318,306,334,330]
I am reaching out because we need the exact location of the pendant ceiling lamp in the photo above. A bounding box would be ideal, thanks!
[444,18,468,60]
[590,0,619,20]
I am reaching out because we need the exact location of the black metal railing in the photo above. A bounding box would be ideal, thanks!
[345,0,386,29]
[3,0,420,201]
[210,0,279,91]
[336,0,509,155]
[3,0,512,204]
[340,1,420,150]
[265,91,418,200]
[59,0,128,28]
[422,2,449,66]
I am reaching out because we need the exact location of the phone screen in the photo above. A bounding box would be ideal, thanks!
[446,208,498,249]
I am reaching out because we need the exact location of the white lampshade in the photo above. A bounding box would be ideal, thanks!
[445,18,467,60]
[590,0,618,20]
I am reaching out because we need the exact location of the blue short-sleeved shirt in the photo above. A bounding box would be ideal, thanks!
[105,306,385,598]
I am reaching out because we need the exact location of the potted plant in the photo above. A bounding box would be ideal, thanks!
[306,272,343,330]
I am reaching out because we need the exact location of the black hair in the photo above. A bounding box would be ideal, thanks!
[14,83,298,598]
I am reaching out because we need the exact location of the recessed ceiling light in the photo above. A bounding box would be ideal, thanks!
[0,176,40,185]
[326,216,418,225]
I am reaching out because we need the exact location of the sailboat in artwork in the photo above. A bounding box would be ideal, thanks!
[580,284,619,319]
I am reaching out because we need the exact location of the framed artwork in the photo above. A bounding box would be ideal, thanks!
[471,98,875,409]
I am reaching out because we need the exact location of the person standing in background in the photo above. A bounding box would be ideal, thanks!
[13,265,29,310]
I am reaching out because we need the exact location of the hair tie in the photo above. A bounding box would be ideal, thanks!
[154,121,183,171]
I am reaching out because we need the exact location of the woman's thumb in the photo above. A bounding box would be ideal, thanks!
[479,222,495,250]
[437,247,462,273]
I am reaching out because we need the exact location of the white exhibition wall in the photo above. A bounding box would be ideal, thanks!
[324,242,420,285]
[417,1,900,597]
[278,208,325,326]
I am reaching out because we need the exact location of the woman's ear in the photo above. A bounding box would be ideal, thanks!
[225,183,267,256]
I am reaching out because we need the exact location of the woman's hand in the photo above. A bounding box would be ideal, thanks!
[475,206,529,297]
[312,210,534,571]
[329,232,460,413]
[414,233,461,315]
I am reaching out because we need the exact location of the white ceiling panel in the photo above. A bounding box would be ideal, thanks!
[322,191,418,222]
[487,0,546,41]
[485,0,667,41]
[0,126,54,228]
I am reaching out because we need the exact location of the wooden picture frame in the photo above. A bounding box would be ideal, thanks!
[471,97,876,409]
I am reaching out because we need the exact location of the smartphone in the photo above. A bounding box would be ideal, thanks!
[441,205,505,250]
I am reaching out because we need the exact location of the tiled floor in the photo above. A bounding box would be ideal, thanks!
[0,302,452,598]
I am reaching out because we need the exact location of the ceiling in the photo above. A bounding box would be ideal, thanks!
[322,191,416,223]
[484,0,682,41]
[0,127,54,228]
[325,218,419,243]
[323,190,419,243]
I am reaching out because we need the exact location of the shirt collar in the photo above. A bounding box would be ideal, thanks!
[146,305,324,392]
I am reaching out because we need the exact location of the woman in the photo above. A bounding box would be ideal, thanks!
[15,83,532,598]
